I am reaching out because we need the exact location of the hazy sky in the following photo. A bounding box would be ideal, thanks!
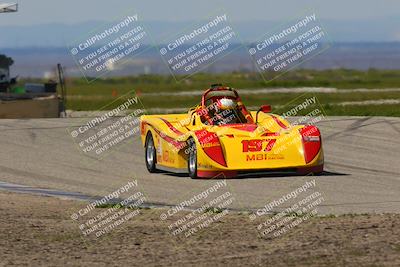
[1,0,400,25]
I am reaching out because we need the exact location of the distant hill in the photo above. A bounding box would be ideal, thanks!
[3,43,400,78]
[1,17,400,48]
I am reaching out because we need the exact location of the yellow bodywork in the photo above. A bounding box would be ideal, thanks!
[140,109,324,175]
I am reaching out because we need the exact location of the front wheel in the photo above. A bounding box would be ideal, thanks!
[145,132,157,173]
[187,139,198,179]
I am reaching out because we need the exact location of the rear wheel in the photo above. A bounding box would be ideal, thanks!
[145,132,157,173]
[187,138,198,179]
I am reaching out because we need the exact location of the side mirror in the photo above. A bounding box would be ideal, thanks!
[260,105,271,113]
[256,105,271,123]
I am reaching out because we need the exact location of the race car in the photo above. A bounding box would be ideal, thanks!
[140,84,324,178]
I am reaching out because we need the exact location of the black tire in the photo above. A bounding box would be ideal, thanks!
[145,132,157,173]
[187,138,198,179]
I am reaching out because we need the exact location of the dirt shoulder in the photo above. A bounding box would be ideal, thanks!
[0,191,399,267]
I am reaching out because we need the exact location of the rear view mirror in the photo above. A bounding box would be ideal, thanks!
[260,105,271,113]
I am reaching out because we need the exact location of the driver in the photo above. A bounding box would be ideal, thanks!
[209,98,246,125]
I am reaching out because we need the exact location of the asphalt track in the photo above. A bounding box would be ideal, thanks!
[0,116,399,215]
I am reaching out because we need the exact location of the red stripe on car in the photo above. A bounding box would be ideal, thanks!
[144,123,186,149]
[270,115,288,129]
[159,118,184,136]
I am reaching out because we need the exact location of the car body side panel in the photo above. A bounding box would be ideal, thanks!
[140,114,190,169]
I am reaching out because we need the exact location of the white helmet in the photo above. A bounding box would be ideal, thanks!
[218,98,237,110]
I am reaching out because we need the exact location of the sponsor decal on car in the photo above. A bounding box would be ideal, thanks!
[246,153,285,161]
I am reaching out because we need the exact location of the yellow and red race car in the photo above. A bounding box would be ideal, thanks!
[140,84,323,178]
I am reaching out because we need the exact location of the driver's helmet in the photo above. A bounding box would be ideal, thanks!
[212,98,240,124]
[217,98,237,110]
